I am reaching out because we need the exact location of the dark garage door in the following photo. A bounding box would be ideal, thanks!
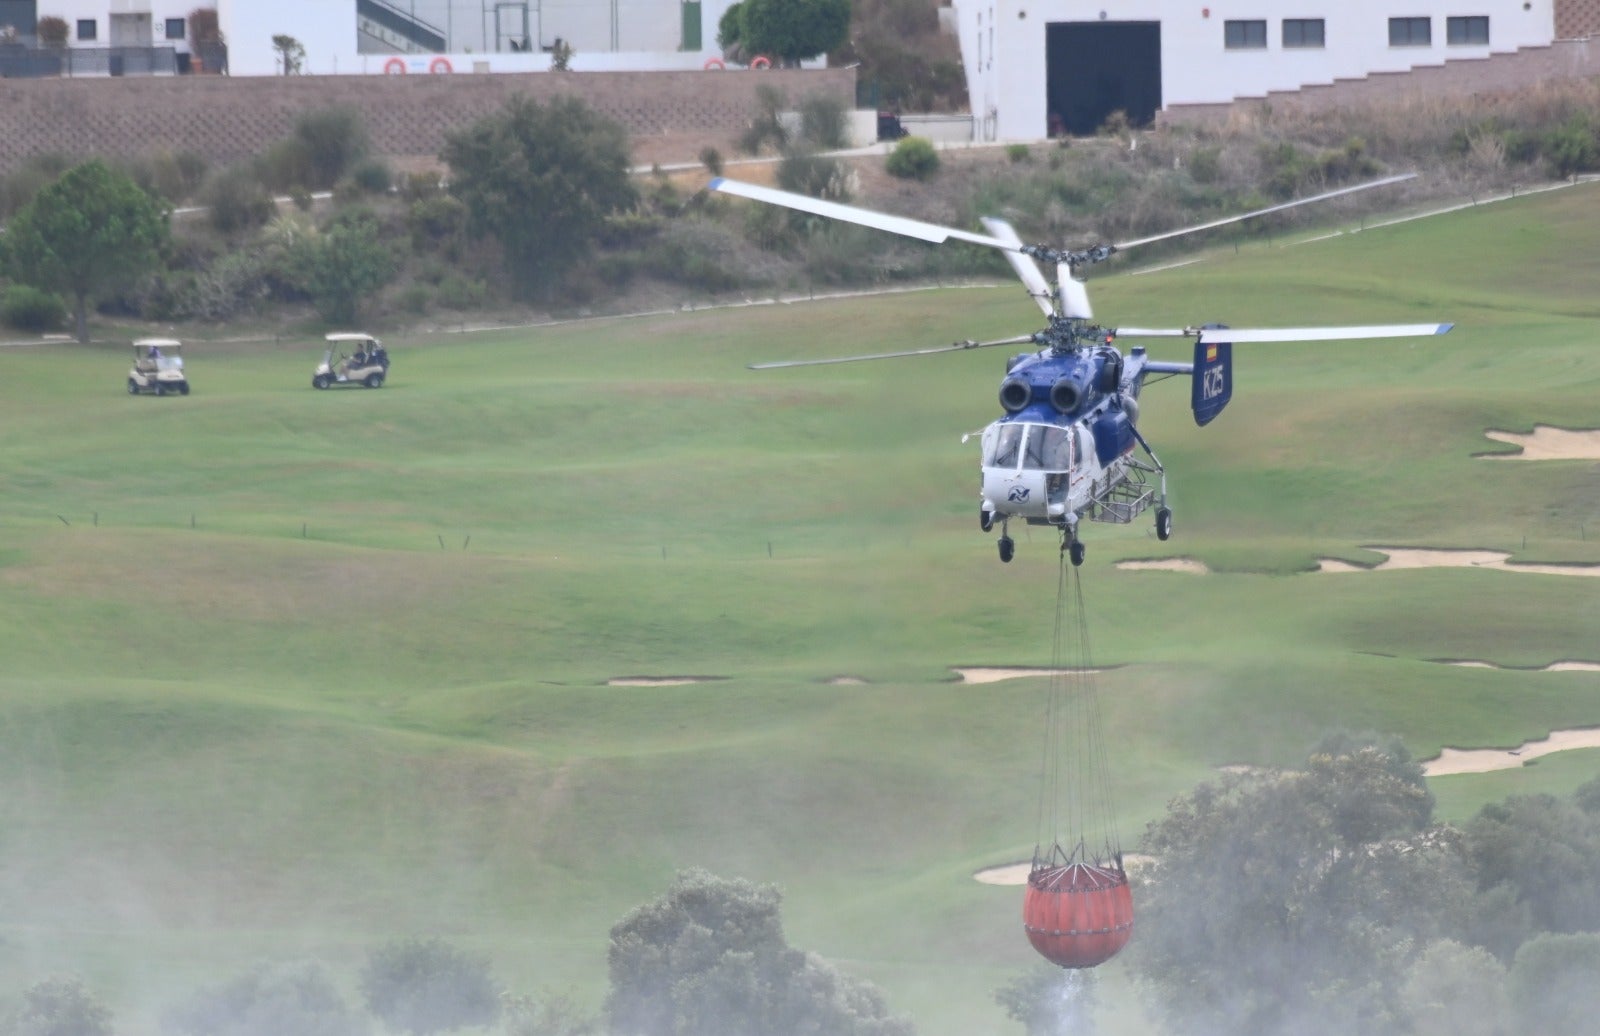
[1047,22,1162,136]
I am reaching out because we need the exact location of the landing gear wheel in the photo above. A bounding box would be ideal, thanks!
[1069,541,1085,567]
[1155,507,1173,541]
[998,536,1015,564]
[980,509,994,532]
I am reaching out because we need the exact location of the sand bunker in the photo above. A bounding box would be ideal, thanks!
[1316,548,1600,576]
[1443,660,1600,672]
[826,676,867,685]
[1482,426,1600,460]
[954,667,1111,684]
[1116,558,1210,574]
[606,676,721,686]
[1425,728,1600,776]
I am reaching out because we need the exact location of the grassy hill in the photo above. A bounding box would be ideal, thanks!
[1,182,1598,1034]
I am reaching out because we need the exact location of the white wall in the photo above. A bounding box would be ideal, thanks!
[955,0,1557,140]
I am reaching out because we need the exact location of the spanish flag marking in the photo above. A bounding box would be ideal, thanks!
[1205,344,1218,362]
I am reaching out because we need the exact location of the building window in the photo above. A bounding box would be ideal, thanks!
[1283,18,1326,48]
[76,18,97,41]
[1447,15,1489,43]
[1389,16,1431,45]
[166,17,186,40]
[1225,19,1267,49]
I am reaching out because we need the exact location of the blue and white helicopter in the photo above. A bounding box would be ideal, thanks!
[710,174,1452,564]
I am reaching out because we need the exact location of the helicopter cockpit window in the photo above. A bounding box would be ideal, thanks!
[1023,425,1073,471]
[987,424,1025,469]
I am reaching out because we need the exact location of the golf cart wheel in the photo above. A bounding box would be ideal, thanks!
[127,378,138,394]
[313,374,331,390]
[155,383,167,396]
[177,382,190,396]
[1155,507,1173,541]
[365,372,384,388]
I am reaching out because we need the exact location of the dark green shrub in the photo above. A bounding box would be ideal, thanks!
[255,137,315,192]
[408,194,468,254]
[1317,137,1381,182]
[203,165,275,236]
[885,135,939,180]
[0,284,68,331]
[1188,145,1222,183]
[349,157,393,194]
[1006,143,1031,163]
[37,16,68,47]
[699,146,724,176]
[293,106,370,190]
[1543,119,1599,177]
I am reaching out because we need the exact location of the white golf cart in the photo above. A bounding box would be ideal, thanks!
[127,338,190,396]
[313,332,390,389]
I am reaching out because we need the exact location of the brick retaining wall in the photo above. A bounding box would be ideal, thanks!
[0,67,856,173]
[1159,38,1599,126]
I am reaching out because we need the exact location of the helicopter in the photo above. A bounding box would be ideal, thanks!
[709,174,1452,565]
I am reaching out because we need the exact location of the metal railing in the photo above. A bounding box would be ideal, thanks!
[0,43,228,77]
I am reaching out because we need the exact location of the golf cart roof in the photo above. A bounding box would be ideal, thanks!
[325,332,377,343]
[133,338,182,349]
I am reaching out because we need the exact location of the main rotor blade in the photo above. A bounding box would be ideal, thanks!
[748,335,1036,370]
[1113,322,1454,342]
[1115,173,1418,251]
[1198,323,1453,343]
[979,217,1056,317]
[711,177,1021,252]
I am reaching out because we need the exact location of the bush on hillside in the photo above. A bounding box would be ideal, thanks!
[0,283,68,331]
[885,135,939,180]
[203,164,275,237]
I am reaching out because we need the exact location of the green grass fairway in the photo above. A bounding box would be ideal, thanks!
[2,182,1599,1034]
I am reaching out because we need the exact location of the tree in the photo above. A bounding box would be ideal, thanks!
[164,961,368,1036]
[272,34,305,75]
[0,160,168,342]
[1462,790,1600,948]
[1507,932,1600,1032]
[6,975,114,1036]
[1131,734,1471,1036]
[829,0,967,111]
[442,95,636,302]
[606,869,915,1036]
[285,209,398,324]
[1399,940,1509,1036]
[740,0,851,65]
[358,937,501,1036]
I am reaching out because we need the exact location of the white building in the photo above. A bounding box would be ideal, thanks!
[8,1,749,75]
[952,0,1566,140]
[221,0,745,76]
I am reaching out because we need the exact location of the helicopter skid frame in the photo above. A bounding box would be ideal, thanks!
[1087,458,1162,526]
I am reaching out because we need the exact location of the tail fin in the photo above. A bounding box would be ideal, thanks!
[1191,325,1231,427]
